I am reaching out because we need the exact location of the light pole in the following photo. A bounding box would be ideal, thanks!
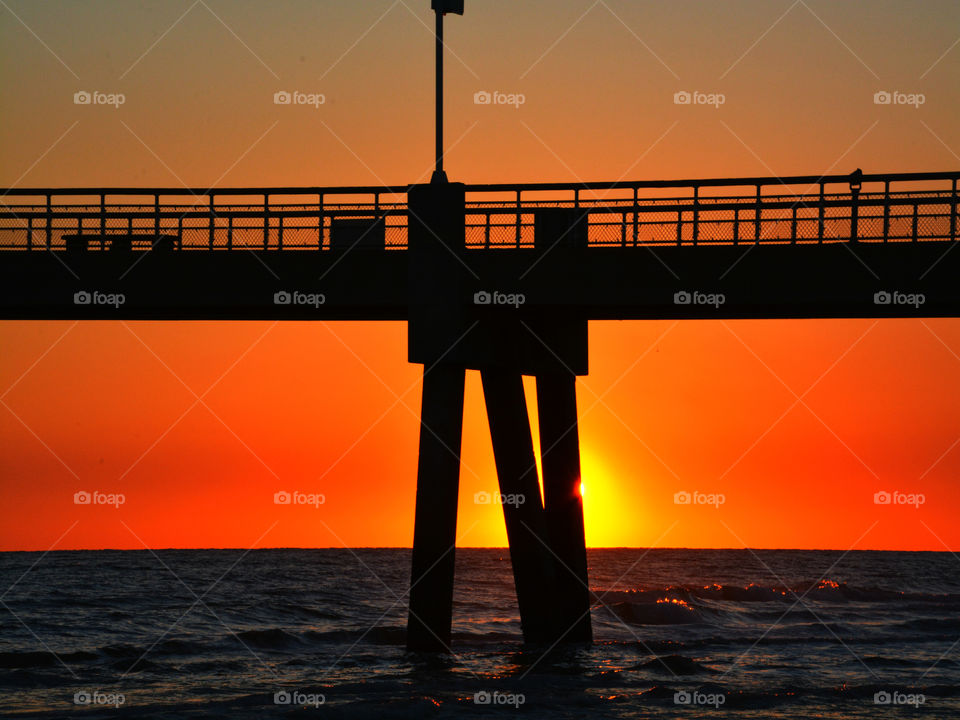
[431,1,464,184]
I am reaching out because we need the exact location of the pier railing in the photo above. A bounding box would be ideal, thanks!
[0,171,956,252]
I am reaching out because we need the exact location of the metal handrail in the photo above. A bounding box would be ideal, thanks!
[1,172,957,251]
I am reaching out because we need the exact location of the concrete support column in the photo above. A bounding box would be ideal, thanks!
[537,372,592,642]
[407,363,466,651]
[480,369,559,644]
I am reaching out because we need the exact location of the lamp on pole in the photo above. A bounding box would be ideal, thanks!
[431,0,464,184]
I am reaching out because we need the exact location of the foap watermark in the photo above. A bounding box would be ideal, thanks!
[474,690,525,707]
[473,90,525,108]
[74,90,125,108]
[873,90,925,108]
[474,290,525,308]
[274,490,325,508]
[873,290,925,308]
[874,490,925,508]
[674,690,726,708]
[74,290,125,308]
[74,490,125,508]
[674,490,725,508]
[274,690,325,708]
[273,90,325,108]
[474,491,525,507]
[274,290,326,308]
[674,290,725,308]
[874,690,925,708]
[74,690,125,708]
[674,90,725,108]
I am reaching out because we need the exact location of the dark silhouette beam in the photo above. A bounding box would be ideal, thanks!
[480,369,560,644]
[537,372,592,643]
[406,363,466,652]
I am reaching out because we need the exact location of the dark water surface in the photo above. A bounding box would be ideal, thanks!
[1,548,958,718]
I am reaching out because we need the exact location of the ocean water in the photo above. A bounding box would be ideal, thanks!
[1,548,958,718]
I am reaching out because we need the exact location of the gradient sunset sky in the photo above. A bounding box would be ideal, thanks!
[1,0,959,551]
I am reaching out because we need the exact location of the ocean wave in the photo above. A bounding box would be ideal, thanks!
[607,598,703,625]
[633,654,717,675]
[596,581,960,605]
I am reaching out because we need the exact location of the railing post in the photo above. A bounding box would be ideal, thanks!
[100,192,107,249]
[228,215,233,250]
[278,215,284,250]
[851,188,861,244]
[318,192,325,250]
[484,210,491,249]
[692,185,699,245]
[952,178,957,242]
[632,187,639,246]
[620,209,627,247]
[515,190,522,247]
[818,182,825,243]
[264,193,269,250]
[755,184,762,242]
[733,207,739,246]
[790,204,797,243]
[208,193,215,249]
[207,192,216,250]
[27,215,33,250]
[912,202,919,242]
[45,193,52,249]
[883,180,891,242]
[154,193,160,242]
[676,209,682,245]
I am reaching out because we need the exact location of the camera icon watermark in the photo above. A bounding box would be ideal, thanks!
[674,690,725,707]
[74,690,125,708]
[673,90,725,108]
[674,490,725,508]
[274,490,325,508]
[274,690,325,707]
[873,90,925,108]
[873,490,925,508]
[74,490,126,508]
[673,290,725,308]
[74,290,126,308]
[873,290,925,308]
[473,290,525,308]
[273,90,325,108]
[474,490,525,507]
[874,690,925,707]
[473,690,525,707]
[473,90,525,108]
[273,290,326,308]
[74,90,125,108]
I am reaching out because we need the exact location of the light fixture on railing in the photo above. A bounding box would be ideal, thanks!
[849,168,863,195]
[432,0,464,13]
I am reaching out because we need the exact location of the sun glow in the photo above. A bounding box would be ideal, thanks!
[579,448,645,547]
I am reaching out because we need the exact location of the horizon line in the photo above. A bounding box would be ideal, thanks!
[0,546,954,553]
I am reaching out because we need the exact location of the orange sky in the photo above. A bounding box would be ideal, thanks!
[1,1,959,550]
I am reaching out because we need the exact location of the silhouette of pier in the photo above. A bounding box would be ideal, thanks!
[2,169,959,650]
